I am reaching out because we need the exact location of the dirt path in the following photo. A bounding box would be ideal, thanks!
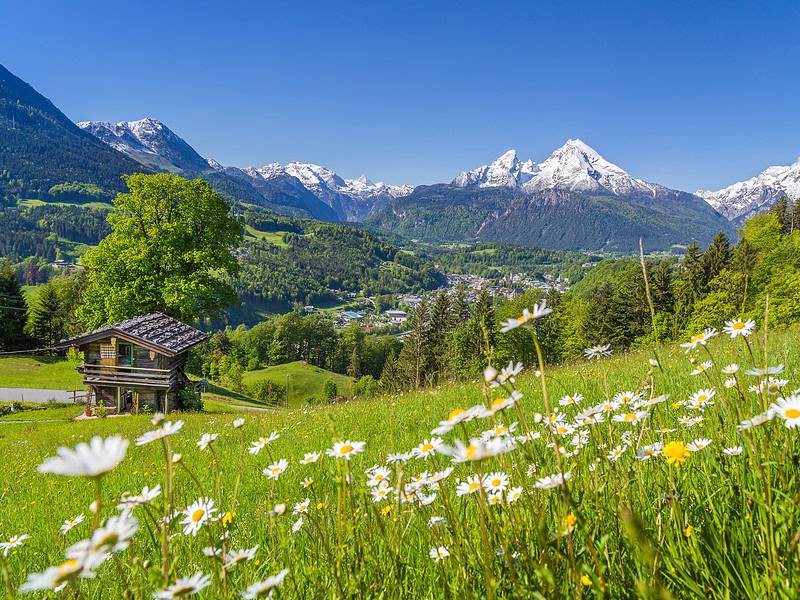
[0,387,76,403]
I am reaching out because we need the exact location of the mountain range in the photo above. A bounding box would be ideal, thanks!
[695,159,800,221]
[1,62,796,252]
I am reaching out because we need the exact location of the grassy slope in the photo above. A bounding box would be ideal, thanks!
[0,356,83,389]
[0,328,798,596]
[243,224,290,248]
[241,360,354,405]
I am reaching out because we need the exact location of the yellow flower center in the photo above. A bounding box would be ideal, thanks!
[271,468,281,475]
[468,482,480,491]
[491,478,501,487]
[421,443,433,453]
[698,395,707,402]
[448,408,465,421]
[339,444,353,454]
[465,444,479,460]
[625,413,636,421]
[564,513,577,527]
[785,408,800,419]
[733,321,745,330]
[491,398,504,410]
[191,508,206,522]
[495,427,508,435]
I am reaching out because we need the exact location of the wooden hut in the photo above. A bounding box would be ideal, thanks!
[55,313,209,414]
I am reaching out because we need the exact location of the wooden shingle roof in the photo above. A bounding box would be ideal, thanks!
[56,312,210,356]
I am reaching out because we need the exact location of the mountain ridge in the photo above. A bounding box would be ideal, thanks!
[696,157,800,221]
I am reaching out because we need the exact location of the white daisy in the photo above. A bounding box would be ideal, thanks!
[293,499,310,515]
[680,328,718,352]
[687,438,713,452]
[723,318,755,338]
[264,459,289,480]
[117,485,161,510]
[506,486,523,504]
[429,546,450,561]
[770,396,800,429]
[196,433,219,451]
[248,432,280,455]
[723,446,744,456]
[559,393,584,406]
[135,420,184,446]
[223,546,258,570]
[19,558,84,592]
[38,436,128,478]
[584,344,612,360]
[456,475,484,496]
[0,533,29,556]
[291,517,304,533]
[326,440,366,460]
[499,302,553,333]
[534,471,571,490]
[690,361,713,376]
[60,514,85,535]
[607,445,626,461]
[299,451,321,464]
[153,572,211,599]
[371,484,392,503]
[413,437,443,459]
[240,569,290,599]
[181,498,216,536]
[483,472,509,493]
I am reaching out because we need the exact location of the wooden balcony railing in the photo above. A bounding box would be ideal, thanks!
[80,364,172,388]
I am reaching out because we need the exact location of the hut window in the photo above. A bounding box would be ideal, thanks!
[100,344,116,359]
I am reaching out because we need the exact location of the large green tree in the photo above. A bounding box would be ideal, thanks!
[25,282,64,350]
[0,265,28,350]
[78,174,243,327]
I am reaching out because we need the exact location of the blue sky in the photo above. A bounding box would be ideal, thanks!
[2,0,799,190]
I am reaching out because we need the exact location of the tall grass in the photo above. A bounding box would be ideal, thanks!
[0,323,799,598]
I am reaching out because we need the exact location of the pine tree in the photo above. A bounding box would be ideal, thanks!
[650,260,675,314]
[772,196,790,233]
[701,232,732,286]
[674,242,705,330]
[787,199,800,234]
[25,282,63,350]
[471,288,497,364]
[0,265,28,350]
[450,285,470,327]
[397,301,430,389]
[426,291,451,382]
[732,238,760,311]
[378,351,400,392]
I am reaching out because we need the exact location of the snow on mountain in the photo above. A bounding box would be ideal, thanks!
[77,118,209,172]
[695,158,800,221]
[453,139,669,199]
[246,161,413,220]
[452,149,536,188]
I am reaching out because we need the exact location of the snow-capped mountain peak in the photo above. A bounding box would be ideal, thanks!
[452,148,537,188]
[696,157,800,221]
[77,117,209,172]
[453,139,667,199]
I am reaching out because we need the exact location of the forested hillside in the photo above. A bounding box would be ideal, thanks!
[235,211,446,305]
[0,64,146,203]
[367,184,732,251]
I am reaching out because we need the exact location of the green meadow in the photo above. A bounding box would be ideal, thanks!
[0,327,799,597]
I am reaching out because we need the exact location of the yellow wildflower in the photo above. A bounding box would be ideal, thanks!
[663,441,689,466]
